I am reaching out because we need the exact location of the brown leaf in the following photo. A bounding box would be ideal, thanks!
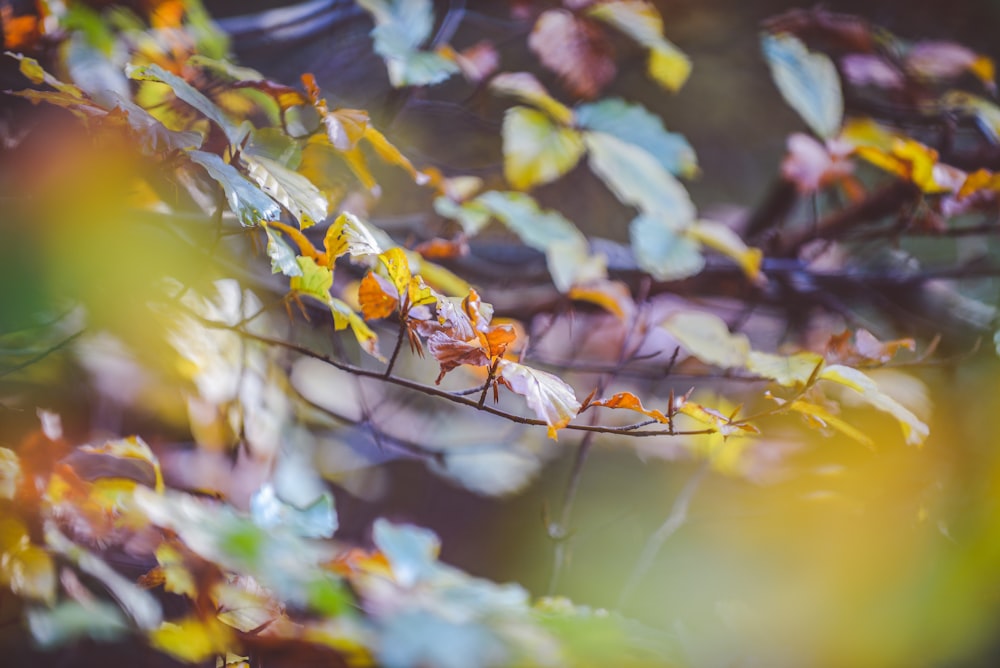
[529,9,616,99]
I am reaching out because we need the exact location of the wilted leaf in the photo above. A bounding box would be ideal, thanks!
[591,392,669,423]
[761,33,843,138]
[242,155,328,229]
[684,220,763,281]
[502,106,585,190]
[629,213,704,281]
[497,359,581,439]
[584,131,696,219]
[662,311,750,368]
[127,63,246,145]
[250,483,338,539]
[529,10,616,99]
[586,1,691,91]
[819,365,929,446]
[575,98,698,178]
[187,151,282,227]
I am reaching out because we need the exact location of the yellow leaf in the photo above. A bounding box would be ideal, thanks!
[568,279,635,320]
[661,310,751,369]
[0,447,21,500]
[330,298,383,361]
[819,365,929,446]
[149,615,235,663]
[746,351,824,387]
[684,220,763,281]
[503,106,585,190]
[154,544,197,599]
[648,43,693,92]
[490,72,575,124]
[80,436,164,494]
[322,212,382,265]
[379,248,412,301]
[784,397,875,448]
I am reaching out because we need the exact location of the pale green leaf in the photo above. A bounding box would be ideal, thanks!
[747,351,824,386]
[250,483,338,539]
[126,63,246,145]
[490,72,575,124]
[684,220,763,280]
[502,107,584,190]
[661,310,750,368]
[761,33,843,138]
[264,227,302,276]
[28,601,128,648]
[475,191,584,252]
[584,131,696,220]
[575,98,698,178]
[819,365,929,446]
[242,155,328,229]
[357,0,460,87]
[291,256,333,303]
[188,150,282,227]
[629,213,704,280]
[433,196,492,235]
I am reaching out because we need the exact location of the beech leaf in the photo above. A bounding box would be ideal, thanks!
[575,98,698,178]
[502,106,585,190]
[590,392,669,423]
[662,311,751,369]
[497,359,581,439]
[684,220,763,281]
[629,213,704,281]
[761,33,843,139]
[529,10,616,99]
[187,151,282,227]
[242,155,328,229]
[490,72,575,124]
[819,365,929,446]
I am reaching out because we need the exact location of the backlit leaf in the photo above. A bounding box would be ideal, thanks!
[575,98,698,178]
[529,10,616,99]
[586,1,691,91]
[242,155,328,229]
[359,271,398,320]
[127,63,246,145]
[188,151,282,227]
[330,298,383,360]
[324,211,383,263]
[0,447,20,500]
[761,33,843,138]
[819,365,929,446]
[250,483,338,539]
[290,256,333,303]
[6,52,85,97]
[490,72,575,124]
[590,392,669,423]
[497,359,581,439]
[662,311,750,368]
[373,518,440,587]
[629,213,704,281]
[502,106,585,190]
[774,395,874,448]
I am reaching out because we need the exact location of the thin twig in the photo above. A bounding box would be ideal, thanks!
[0,330,85,380]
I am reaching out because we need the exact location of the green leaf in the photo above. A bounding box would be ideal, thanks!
[433,197,492,235]
[475,191,584,252]
[188,150,282,227]
[661,311,751,368]
[242,155,328,229]
[575,98,698,178]
[502,107,584,190]
[250,483,338,539]
[290,256,333,303]
[264,227,303,276]
[357,0,460,87]
[109,94,203,154]
[629,213,704,280]
[28,601,129,648]
[747,351,824,386]
[761,33,843,139]
[126,63,246,145]
[584,131,696,220]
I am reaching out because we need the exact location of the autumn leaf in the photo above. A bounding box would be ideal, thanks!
[590,392,669,423]
[490,72,576,124]
[529,10,616,99]
[149,615,235,663]
[497,359,581,439]
[502,106,585,190]
[684,220,763,282]
[323,211,383,264]
[661,311,751,369]
[770,394,874,448]
[819,365,929,446]
[586,1,691,91]
[359,271,398,320]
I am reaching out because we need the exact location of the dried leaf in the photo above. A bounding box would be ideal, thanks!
[529,10,616,99]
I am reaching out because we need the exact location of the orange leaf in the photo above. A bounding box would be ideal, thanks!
[590,392,669,423]
[358,272,398,320]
